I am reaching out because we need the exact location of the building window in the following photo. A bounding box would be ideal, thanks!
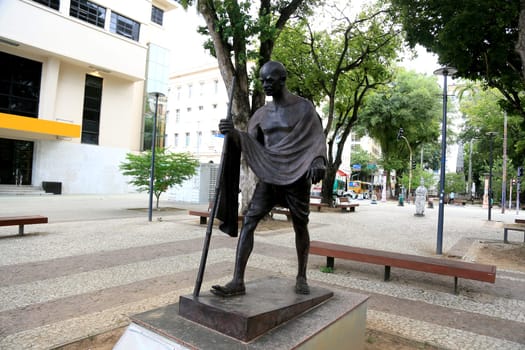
[188,84,192,98]
[212,104,217,109]
[176,86,181,100]
[0,52,42,118]
[32,0,59,10]
[214,79,219,94]
[70,0,106,28]
[174,133,179,147]
[197,131,202,149]
[198,106,203,111]
[185,132,190,147]
[175,109,180,123]
[110,12,140,41]
[187,107,191,113]
[151,5,164,25]
[81,75,103,145]
[199,81,204,96]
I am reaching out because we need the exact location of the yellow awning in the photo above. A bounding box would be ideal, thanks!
[0,113,81,138]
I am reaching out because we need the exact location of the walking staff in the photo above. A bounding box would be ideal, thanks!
[193,77,236,297]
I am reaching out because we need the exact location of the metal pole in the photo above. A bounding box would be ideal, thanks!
[400,136,413,203]
[433,67,456,255]
[468,139,473,201]
[509,179,513,209]
[502,112,507,213]
[148,93,160,222]
[487,132,495,221]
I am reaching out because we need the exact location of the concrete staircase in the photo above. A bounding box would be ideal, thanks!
[0,185,48,196]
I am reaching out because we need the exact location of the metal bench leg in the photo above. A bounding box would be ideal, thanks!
[200,216,207,225]
[454,276,459,294]
[326,257,334,269]
[384,266,391,281]
[18,224,24,236]
[504,228,509,243]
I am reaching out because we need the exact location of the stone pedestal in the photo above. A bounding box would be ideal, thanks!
[115,277,369,350]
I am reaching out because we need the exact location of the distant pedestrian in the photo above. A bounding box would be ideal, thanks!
[449,191,455,204]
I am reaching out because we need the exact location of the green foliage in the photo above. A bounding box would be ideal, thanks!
[391,0,525,121]
[272,3,403,203]
[320,266,334,273]
[357,69,442,181]
[445,173,466,195]
[398,166,437,192]
[119,149,199,208]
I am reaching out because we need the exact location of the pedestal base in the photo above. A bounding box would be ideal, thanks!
[116,277,369,350]
[179,276,333,342]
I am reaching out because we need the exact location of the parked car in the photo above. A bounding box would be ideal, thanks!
[342,190,357,199]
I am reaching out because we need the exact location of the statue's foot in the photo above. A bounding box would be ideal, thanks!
[210,281,245,297]
[295,276,310,295]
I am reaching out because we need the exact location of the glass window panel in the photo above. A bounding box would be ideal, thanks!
[32,0,59,10]
[110,12,140,41]
[0,52,41,118]
[151,6,163,25]
[70,0,106,28]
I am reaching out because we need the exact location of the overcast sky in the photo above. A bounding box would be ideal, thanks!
[166,6,440,77]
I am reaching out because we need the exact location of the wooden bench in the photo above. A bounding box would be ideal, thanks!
[310,202,328,212]
[270,207,292,221]
[335,197,359,212]
[309,196,328,212]
[188,210,244,225]
[503,223,525,243]
[309,240,496,294]
[515,218,525,224]
[0,215,48,236]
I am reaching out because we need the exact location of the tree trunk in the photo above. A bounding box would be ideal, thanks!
[516,0,525,81]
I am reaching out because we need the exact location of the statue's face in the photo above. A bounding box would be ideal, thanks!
[260,65,285,97]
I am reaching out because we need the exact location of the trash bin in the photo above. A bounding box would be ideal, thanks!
[42,181,62,194]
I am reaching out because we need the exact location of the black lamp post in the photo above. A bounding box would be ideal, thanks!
[433,67,456,255]
[148,92,165,222]
[486,131,497,221]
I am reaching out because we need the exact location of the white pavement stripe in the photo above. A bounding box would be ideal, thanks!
[368,310,525,350]
[0,219,204,266]
[0,248,234,312]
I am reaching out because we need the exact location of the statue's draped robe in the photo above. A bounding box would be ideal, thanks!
[217,98,326,237]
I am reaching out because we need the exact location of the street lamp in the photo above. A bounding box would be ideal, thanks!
[486,131,497,221]
[148,92,165,222]
[397,127,413,202]
[433,66,457,255]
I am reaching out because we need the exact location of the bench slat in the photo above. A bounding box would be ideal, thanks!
[188,210,244,225]
[310,241,496,283]
[0,216,48,226]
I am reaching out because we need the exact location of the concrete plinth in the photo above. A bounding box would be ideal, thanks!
[179,276,334,342]
[116,277,369,350]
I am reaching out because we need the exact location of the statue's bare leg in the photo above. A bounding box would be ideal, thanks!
[211,217,258,297]
[292,218,310,294]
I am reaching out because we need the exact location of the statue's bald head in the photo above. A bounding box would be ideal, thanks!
[260,61,287,81]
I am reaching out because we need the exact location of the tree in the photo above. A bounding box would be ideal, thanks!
[391,0,525,122]
[272,2,402,204]
[357,69,442,197]
[120,149,199,209]
[445,172,466,195]
[176,0,318,209]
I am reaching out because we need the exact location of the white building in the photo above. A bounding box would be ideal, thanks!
[0,0,177,194]
[166,65,229,163]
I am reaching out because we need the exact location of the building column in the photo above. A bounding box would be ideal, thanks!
[39,57,60,121]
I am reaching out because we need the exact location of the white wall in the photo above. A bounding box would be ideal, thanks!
[32,140,136,194]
